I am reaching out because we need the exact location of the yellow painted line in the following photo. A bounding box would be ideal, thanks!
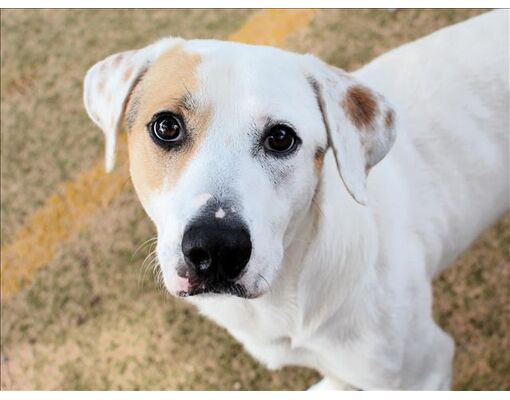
[0,9,318,299]
[1,139,131,298]
[229,9,316,47]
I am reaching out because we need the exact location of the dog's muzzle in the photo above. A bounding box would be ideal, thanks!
[178,212,252,297]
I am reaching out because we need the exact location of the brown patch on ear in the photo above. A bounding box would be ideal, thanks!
[342,85,378,130]
[126,46,208,203]
[314,148,325,175]
[385,109,395,129]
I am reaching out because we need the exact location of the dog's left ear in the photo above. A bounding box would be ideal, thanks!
[83,38,182,172]
[307,58,397,205]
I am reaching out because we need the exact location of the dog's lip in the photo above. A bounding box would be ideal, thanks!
[177,282,257,299]
[172,262,268,300]
[174,261,253,298]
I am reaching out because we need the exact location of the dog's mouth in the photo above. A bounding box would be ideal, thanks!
[174,260,257,299]
[177,282,252,299]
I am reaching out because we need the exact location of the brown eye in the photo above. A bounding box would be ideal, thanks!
[150,113,183,144]
[263,124,298,154]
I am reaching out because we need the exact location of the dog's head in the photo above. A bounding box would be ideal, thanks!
[84,38,396,299]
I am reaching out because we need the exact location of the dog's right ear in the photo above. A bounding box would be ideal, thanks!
[83,38,182,172]
[305,57,397,206]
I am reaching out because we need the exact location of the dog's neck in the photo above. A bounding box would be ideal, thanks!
[276,152,381,338]
[188,153,383,343]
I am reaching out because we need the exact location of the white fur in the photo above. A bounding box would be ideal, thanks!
[84,11,509,390]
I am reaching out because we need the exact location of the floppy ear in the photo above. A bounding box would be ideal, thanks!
[307,59,396,205]
[83,37,182,172]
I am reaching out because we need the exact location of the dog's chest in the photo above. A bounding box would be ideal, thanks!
[191,294,317,369]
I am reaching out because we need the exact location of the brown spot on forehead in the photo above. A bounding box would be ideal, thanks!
[126,45,208,203]
[342,85,378,131]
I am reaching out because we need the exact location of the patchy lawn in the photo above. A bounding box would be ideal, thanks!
[1,9,508,390]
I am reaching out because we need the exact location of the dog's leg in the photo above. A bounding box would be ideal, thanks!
[431,327,455,390]
[407,320,455,390]
[309,377,358,391]
[399,280,456,390]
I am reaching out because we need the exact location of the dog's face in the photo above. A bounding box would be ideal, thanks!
[84,38,395,299]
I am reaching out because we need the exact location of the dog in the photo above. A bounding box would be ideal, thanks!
[83,10,509,389]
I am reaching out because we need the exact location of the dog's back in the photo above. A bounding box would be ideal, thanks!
[356,10,509,275]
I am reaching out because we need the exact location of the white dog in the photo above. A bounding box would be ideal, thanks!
[83,10,509,389]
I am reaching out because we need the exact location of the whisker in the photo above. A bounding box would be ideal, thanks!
[132,235,157,261]
[138,244,159,290]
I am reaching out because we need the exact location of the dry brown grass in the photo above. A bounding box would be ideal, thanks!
[1,9,508,390]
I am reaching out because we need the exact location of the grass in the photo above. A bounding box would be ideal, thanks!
[1,9,508,390]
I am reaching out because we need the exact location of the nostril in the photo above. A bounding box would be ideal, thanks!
[188,248,211,272]
[182,218,252,283]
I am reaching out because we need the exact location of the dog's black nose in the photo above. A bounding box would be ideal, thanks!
[182,219,252,281]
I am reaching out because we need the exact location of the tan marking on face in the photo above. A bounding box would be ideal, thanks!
[342,85,378,131]
[314,148,325,175]
[125,45,209,203]
[385,109,394,129]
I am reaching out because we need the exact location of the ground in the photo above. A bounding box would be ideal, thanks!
[1,9,508,390]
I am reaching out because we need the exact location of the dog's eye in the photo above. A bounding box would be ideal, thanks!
[263,125,298,154]
[149,113,184,145]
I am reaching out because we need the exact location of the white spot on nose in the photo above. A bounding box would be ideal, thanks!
[215,208,226,219]
[193,192,212,209]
